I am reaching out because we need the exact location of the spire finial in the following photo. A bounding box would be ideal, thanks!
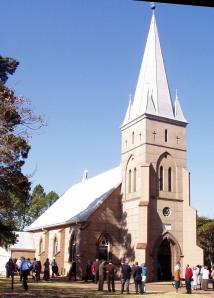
[150,2,156,13]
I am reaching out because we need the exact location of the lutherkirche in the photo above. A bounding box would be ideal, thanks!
[25,11,203,280]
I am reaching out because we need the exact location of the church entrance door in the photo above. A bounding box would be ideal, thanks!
[157,238,172,280]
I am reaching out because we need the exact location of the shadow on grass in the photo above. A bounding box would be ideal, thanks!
[0,277,210,298]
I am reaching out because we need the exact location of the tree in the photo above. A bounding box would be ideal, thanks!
[197,216,214,266]
[29,184,46,221]
[45,191,59,208]
[27,185,59,225]
[0,55,44,246]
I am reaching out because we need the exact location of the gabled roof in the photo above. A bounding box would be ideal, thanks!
[122,13,187,126]
[25,166,121,231]
[10,232,35,251]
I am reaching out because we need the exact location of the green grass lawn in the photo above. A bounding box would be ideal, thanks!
[0,276,210,298]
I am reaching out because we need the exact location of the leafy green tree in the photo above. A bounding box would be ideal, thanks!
[29,184,46,220]
[0,55,44,246]
[27,185,59,225]
[197,216,214,266]
[45,191,59,208]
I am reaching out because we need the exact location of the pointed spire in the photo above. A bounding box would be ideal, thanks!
[122,95,132,125]
[174,90,187,123]
[131,13,175,121]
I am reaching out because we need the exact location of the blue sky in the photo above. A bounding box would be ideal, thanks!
[1,1,214,217]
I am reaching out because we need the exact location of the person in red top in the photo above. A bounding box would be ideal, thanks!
[185,264,193,294]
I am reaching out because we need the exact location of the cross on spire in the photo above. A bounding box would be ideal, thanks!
[150,2,156,12]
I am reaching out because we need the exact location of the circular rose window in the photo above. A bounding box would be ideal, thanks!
[163,207,171,217]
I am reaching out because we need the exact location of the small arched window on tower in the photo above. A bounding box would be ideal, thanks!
[168,167,172,192]
[53,235,58,256]
[128,169,132,193]
[165,129,168,142]
[160,166,163,191]
[132,132,135,144]
[133,168,137,192]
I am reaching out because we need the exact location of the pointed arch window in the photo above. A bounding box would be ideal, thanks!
[133,168,137,192]
[165,129,168,142]
[168,167,172,192]
[53,235,58,256]
[97,234,110,261]
[160,166,163,191]
[69,230,77,262]
[132,132,135,144]
[39,237,43,255]
[128,169,132,193]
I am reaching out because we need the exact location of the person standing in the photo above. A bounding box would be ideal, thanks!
[185,264,193,294]
[94,259,100,283]
[5,258,16,278]
[121,259,132,294]
[106,260,117,292]
[133,262,143,294]
[197,265,202,290]
[51,259,59,277]
[68,261,77,281]
[43,258,50,281]
[84,260,92,282]
[20,257,31,291]
[174,261,181,293]
[35,260,41,282]
[16,258,22,281]
[201,265,209,291]
[211,265,214,291]
[141,263,148,293]
[32,258,37,281]
[98,260,106,291]
[192,266,199,290]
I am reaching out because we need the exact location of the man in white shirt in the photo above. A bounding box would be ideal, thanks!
[201,265,210,291]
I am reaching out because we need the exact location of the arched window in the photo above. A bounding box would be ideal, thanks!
[160,166,163,191]
[97,234,110,261]
[168,167,172,192]
[69,230,77,262]
[133,168,137,192]
[165,129,168,142]
[128,169,132,193]
[53,236,58,255]
[132,132,135,144]
[39,237,43,254]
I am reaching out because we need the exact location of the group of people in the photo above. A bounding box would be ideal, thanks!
[174,262,214,294]
[82,258,148,294]
[5,257,60,291]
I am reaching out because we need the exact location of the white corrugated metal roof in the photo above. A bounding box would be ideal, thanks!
[25,166,121,231]
[10,232,35,250]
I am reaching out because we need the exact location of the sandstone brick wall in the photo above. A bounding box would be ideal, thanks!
[11,250,35,260]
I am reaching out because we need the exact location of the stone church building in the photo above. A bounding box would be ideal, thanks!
[25,12,203,280]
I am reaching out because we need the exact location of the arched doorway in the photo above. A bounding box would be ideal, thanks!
[157,238,172,280]
[151,232,182,281]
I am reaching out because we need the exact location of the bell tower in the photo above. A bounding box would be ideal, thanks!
[120,10,203,280]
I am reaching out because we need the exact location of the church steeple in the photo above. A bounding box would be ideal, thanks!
[123,12,187,125]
